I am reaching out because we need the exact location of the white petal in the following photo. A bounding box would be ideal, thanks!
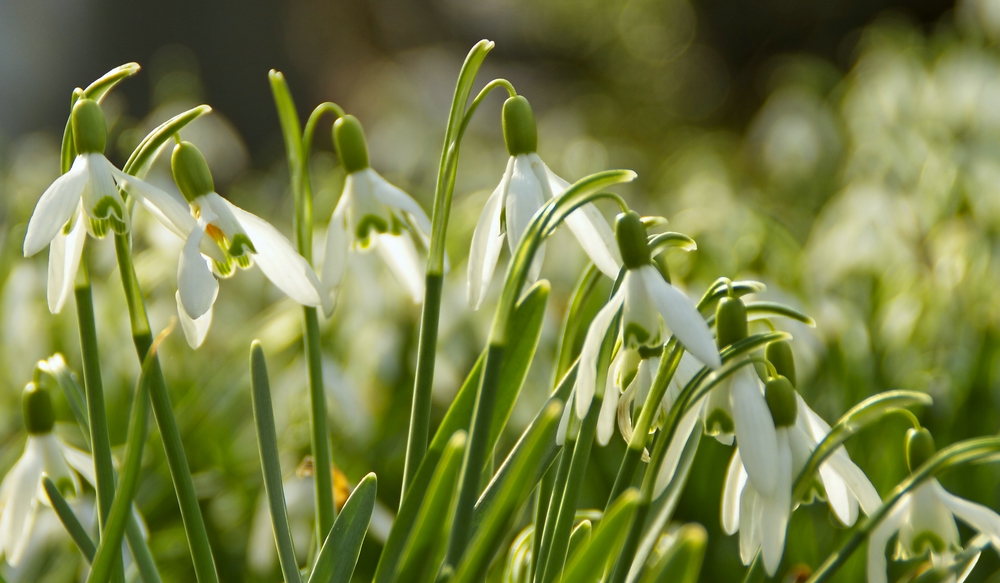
[640,266,721,369]
[938,486,1000,550]
[38,433,78,497]
[730,365,779,496]
[320,194,350,316]
[24,155,88,256]
[538,160,623,278]
[596,391,619,446]
[178,226,219,320]
[654,401,704,498]
[825,448,882,517]
[46,206,87,314]
[467,176,507,309]
[505,154,545,257]
[177,291,212,348]
[376,234,424,302]
[759,429,792,576]
[739,482,762,565]
[60,443,97,487]
[226,199,323,306]
[112,167,195,238]
[816,456,853,525]
[722,448,748,535]
[205,193,247,242]
[365,168,431,233]
[867,496,911,583]
[576,289,625,419]
[557,386,575,447]
[82,154,130,232]
[0,440,44,565]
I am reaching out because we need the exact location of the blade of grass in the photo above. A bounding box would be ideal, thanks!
[308,473,378,583]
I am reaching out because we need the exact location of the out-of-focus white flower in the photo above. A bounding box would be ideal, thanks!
[467,96,620,309]
[0,383,94,566]
[320,115,431,314]
[127,141,321,347]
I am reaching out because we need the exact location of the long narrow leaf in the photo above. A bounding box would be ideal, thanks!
[308,473,377,583]
[122,106,212,178]
[43,477,96,562]
[561,489,641,583]
[638,524,706,583]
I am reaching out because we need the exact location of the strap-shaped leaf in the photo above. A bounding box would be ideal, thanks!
[123,105,212,178]
[308,473,377,583]
[373,281,549,583]
[562,489,641,583]
[44,477,96,562]
[638,524,706,583]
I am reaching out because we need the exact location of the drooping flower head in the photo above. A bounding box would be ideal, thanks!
[320,115,432,314]
[0,383,94,566]
[125,141,322,347]
[568,211,720,443]
[868,428,1000,583]
[23,98,146,313]
[467,95,622,309]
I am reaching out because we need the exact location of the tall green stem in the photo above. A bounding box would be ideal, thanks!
[401,41,505,499]
[113,233,219,583]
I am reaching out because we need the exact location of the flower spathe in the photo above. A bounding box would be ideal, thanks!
[126,142,322,348]
[320,114,432,314]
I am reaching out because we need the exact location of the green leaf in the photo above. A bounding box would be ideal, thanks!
[565,520,592,565]
[84,63,141,102]
[638,524,706,583]
[373,281,549,583]
[561,489,641,583]
[308,473,377,583]
[85,335,156,583]
[648,232,697,254]
[249,341,301,583]
[43,477,96,563]
[451,402,564,583]
[122,105,212,178]
[792,390,932,501]
[696,279,767,313]
[394,432,467,583]
[704,301,816,328]
[554,265,607,384]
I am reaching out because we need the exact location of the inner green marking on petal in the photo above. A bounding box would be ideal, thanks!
[911,531,947,556]
[356,214,389,242]
[704,409,734,436]
[90,217,110,238]
[91,197,128,234]
[214,257,235,278]
[56,476,76,497]
[229,233,257,259]
[624,322,653,348]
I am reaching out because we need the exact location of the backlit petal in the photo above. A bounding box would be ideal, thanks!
[641,266,721,368]
[24,155,88,256]
[722,448,748,535]
[730,365,778,496]
[576,289,625,419]
[367,168,431,232]
[60,443,97,487]
[654,400,704,498]
[82,154,130,233]
[739,483,762,564]
[867,496,911,583]
[0,439,44,566]
[597,390,619,446]
[505,154,545,257]
[376,234,424,302]
[467,178,506,309]
[177,291,212,348]
[112,167,195,238]
[758,429,793,576]
[178,226,219,320]
[46,205,86,314]
[938,486,1000,550]
[320,195,350,316]
[38,433,78,498]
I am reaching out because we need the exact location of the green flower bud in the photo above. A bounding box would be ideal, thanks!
[764,375,797,427]
[765,340,796,387]
[502,96,537,156]
[71,99,107,154]
[333,115,370,174]
[616,211,651,269]
[171,141,215,202]
[715,296,748,350]
[906,427,935,473]
[23,382,55,435]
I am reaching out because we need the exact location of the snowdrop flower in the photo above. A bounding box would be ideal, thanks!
[611,347,658,449]
[320,115,431,314]
[722,377,881,575]
[22,99,146,314]
[0,383,95,566]
[568,211,719,443]
[868,428,1000,583]
[126,141,322,347]
[467,96,622,309]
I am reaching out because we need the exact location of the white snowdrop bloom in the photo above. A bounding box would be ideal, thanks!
[467,96,622,309]
[126,141,322,348]
[721,378,881,576]
[21,99,154,314]
[570,211,719,445]
[868,428,1000,583]
[320,115,431,314]
[613,348,659,450]
[0,383,95,567]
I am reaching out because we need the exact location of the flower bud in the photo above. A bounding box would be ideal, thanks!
[715,296,748,350]
[333,115,370,174]
[172,141,215,203]
[71,99,107,154]
[615,211,651,269]
[765,340,796,387]
[764,375,797,427]
[905,427,935,473]
[23,382,55,435]
[502,96,537,156]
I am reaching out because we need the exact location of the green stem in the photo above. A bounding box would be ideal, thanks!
[532,448,572,583]
[530,466,556,580]
[742,553,765,583]
[75,256,126,583]
[44,477,97,562]
[605,501,650,583]
[113,234,219,583]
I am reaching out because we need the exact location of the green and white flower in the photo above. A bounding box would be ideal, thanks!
[320,115,431,314]
[467,96,621,309]
[22,99,148,314]
[126,141,322,347]
[868,429,1000,583]
[0,383,94,567]
[722,379,880,576]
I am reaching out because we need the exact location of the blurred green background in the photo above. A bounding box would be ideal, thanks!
[3,0,1000,581]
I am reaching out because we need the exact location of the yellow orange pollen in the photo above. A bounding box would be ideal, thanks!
[205,223,226,246]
